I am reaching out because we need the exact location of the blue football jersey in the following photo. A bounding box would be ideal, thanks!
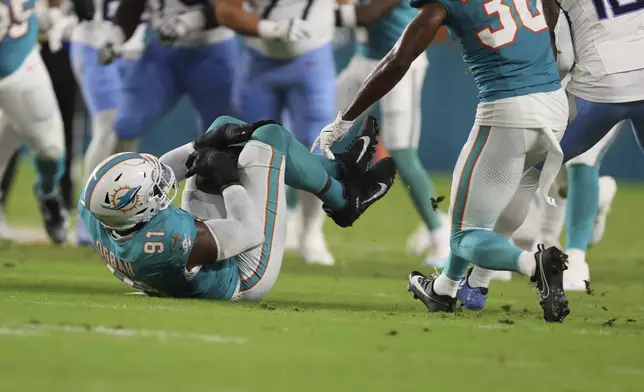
[0,0,38,78]
[410,0,560,102]
[79,194,239,300]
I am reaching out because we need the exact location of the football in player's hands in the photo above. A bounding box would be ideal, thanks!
[193,120,279,150]
[185,148,240,191]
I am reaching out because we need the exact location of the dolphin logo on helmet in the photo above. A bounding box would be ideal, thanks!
[102,185,143,212]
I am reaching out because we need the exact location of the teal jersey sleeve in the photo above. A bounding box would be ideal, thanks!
[79,190,239,300]
[0,2,39,78]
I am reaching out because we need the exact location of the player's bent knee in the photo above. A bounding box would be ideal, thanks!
[251,124,290,151]
[35,141,65,161]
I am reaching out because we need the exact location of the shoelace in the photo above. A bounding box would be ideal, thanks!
[536,244,550,299]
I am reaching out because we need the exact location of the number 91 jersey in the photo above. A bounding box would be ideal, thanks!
[0,0,38,77]
[410,0,560,103]
[78,195,239,300]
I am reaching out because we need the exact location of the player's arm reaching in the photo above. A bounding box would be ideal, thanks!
[214,0,310,41]
[313,2,446,158]
[182,149,264,270]
[335,0,401,28]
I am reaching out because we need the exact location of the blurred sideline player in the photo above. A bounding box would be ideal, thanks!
[0,0,78,240]
[333,0,450,267]
[314,0,572,322]
[0,0,69,243]
[79,116,395,299]
[65,0,146,246]
[99,0,237,151]
[216,0,338,265]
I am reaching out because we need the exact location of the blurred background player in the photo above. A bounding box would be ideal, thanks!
[99,0,237,152]
[333,0,449,267]
[66,0,146,245]
[216,0,338,265]
[0,0,69,243]
[0,0,79,240]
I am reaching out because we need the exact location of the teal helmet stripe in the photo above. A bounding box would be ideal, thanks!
[84,153,143,207]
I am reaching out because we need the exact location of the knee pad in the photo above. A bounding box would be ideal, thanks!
[32,120,65,161]
[251,124,290,151]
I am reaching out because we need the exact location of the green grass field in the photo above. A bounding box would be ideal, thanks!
[1,163,644,392]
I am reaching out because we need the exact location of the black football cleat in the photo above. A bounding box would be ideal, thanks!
[407,271,457,313]
[37,192,69,245]
[531,244,570,323]
[324,157,396,228]
[334,115,380,180]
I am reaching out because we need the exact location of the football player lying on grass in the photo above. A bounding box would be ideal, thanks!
[79,115,395,300]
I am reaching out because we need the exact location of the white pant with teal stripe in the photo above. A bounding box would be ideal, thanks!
[181,141,287,301]
[445,124,565,278]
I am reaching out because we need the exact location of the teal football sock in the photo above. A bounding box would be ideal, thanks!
[34,156,64,197]
[252,124,346,210]
[286,186,299,210]
[566,164,599,251]
[443,252,471,281]
[388,149,443,230]
[451,229,523,273]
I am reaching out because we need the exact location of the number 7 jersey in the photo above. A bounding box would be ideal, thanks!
[411,0,560,103]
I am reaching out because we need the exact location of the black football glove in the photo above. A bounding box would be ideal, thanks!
[185,148,240,192]
[193,120,280,150]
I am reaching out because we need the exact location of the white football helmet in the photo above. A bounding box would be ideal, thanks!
[80,152,177,230]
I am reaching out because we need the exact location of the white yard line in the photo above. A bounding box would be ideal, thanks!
[0,323,247,344]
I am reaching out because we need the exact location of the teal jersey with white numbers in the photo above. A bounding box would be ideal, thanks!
[79,197,239,300]
[362,0,416,60]
[410,0,560,102]
[0,0,38,78]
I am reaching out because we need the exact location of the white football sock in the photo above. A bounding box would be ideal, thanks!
[517,251,536,277]
[468,266,494,289]
[433,273,459,297]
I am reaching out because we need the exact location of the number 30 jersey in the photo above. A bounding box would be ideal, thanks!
[78,196,239,300]
[559,0,644,103]
[0,0,38,77]
[410,0,560,103]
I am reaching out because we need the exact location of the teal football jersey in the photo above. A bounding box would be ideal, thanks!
[362,0,416,60]
[0,0,38,77]
[410,0,560,102]
[79,195,239,300]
